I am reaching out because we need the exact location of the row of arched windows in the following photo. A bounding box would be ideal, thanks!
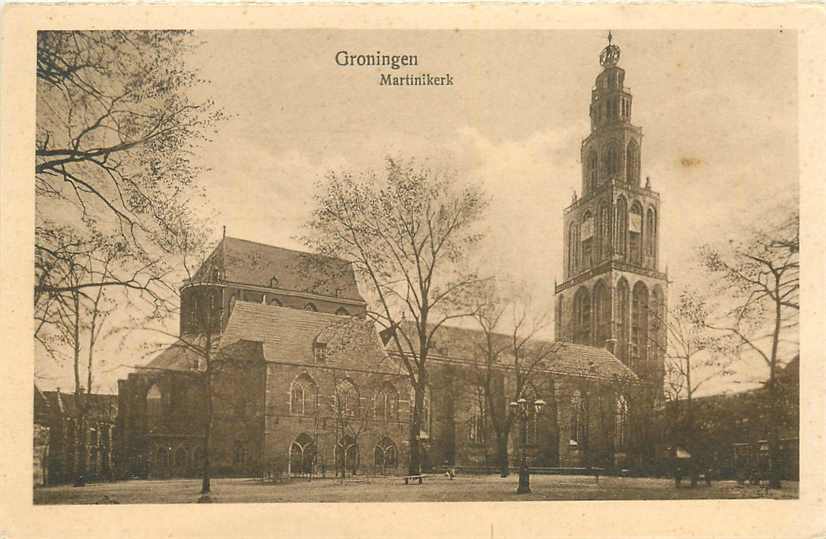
[151,444,206,477]
[567,197,657,276]
[563,279,665,368]
[287,433,399,477]
[288,373,403,422]
[228,291,351,316]
[584,139,640,193]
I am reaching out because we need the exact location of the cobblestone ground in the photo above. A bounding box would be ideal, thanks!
[33,474,799,505]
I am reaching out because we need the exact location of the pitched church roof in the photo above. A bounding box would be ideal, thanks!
[192,237,364,302]
[143,338,209,373]
[383,321,637,383]
[141,301,395,373]
[219,301,392,369]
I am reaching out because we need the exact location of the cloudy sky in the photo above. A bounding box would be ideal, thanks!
[188,29,797,290]
[36,29,798,395]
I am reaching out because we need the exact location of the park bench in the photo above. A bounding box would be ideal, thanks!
[403,474,423,485]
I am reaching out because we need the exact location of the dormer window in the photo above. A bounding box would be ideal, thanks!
[270,276,279,288]
[304,303,318,312]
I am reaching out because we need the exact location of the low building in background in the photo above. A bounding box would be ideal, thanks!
[659,356,799,481]
[33,386,51,487]
[35,388,118,485]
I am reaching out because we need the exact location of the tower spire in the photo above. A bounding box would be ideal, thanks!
[599,32,621,68]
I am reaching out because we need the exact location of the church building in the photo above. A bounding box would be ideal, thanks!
[115,36,664,480]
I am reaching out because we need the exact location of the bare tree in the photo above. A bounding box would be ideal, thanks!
[326,369,371,481]
[304,157,489,475]
[34,33,222,484]
[697,206,799,488]
[131,227,221,499]
[34,232,121,485]
[35,30,222,335]
[471,284,559,477]
[652,289,735,486]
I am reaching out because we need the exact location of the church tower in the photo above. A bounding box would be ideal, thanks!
[555,34,667,396]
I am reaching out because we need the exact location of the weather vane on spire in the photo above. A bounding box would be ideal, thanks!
[599,30,621,68]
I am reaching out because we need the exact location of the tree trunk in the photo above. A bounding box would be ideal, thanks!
[408,384,424,475]
[202,376,213,495]
[767,283,783,489]
[201,337,213,497]
[767,368,782,489]
[497,431,510,477]
[71,290,87,487]
[685,355,697,488]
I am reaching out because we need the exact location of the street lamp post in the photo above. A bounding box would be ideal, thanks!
[510,397,546,494]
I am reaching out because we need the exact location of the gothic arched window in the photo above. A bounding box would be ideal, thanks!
[605,143,620,178]
[573,287,592,345]
[336,435,359,477]
[593,281,610,347]
[290,373,318,416]
[146,383,162,429]
[467,393,487,444]
[629,202,643,266]
[374,437,398,472]
[615,196,628,256]
[581,211,593,269]
[289,433,316,477]
[374,383,399,421]
[626,140,640,184]
[646,208,657,263]
[336,379,360,418]
[615,395,629,450]
[616,278,630,364]
[631,282,649,369]
[588,151,598,192]
[650,286,665,356]
[598,202,611,262]
[568,223,579,275]
[570,390,587,445]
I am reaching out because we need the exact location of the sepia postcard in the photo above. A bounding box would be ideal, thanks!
[1,3,825,539]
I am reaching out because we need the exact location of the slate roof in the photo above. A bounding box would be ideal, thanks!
[384,321,638,383]
[219,301,390,368]
[41,390,118,421]
[138,302,391,373]
[143,337,210,373]
[193,237,364,302]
